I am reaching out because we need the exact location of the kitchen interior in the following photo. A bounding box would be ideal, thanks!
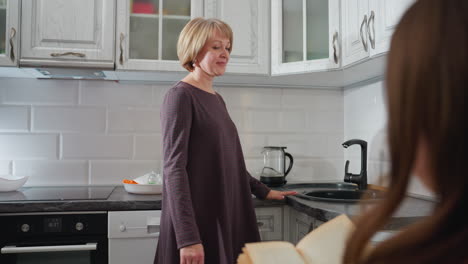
[0,0,435,263]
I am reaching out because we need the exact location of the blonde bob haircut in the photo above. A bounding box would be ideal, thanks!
[177,17,233,72]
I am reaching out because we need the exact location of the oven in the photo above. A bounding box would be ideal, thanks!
[0,211,108,264]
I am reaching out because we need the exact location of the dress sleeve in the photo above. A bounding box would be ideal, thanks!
[161,87,202,249]
[247,171,271,200]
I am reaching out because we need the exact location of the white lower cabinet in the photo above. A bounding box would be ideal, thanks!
[108,210,161,264]
[255,206,284,241]
[288,207,324,244]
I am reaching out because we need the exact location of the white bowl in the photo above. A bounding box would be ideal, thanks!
[0,175,29,192]
[123,183,162,195]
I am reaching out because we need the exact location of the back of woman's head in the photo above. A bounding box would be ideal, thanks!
[344,0,468,262]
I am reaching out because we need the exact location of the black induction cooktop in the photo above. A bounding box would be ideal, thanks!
[0,186,115,202]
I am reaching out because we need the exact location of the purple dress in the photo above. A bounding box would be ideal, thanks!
[154,81,271,264]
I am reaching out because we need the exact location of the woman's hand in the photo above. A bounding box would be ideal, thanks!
[266,190,297,200]
[180,243,204,264]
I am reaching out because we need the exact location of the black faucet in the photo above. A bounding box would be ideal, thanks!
[342,139,367,190]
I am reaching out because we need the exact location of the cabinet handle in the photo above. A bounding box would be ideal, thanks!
[119,32,125,65]
[50,52,86,58]
[368,11,376,49]
[9,27,16,62]
[360,14,369,52]
[332,31,339,64]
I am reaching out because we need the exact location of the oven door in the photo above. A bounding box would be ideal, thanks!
[0,237,107,264]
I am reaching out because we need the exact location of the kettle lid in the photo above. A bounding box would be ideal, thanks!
[263,146,287,149]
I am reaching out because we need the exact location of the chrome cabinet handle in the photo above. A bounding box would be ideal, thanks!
[119,32,125,65]
[9,27,16,62]
[360,14,369,52]
[50,52,85,58]
[368,10,376,49]
[332,31,339,64]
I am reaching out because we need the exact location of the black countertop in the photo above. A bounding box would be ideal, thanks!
[0,186,435,229]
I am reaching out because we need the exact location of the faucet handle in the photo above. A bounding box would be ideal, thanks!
[344,160,350,175]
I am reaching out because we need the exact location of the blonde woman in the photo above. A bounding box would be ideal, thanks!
[154,18,296,264]
[344,0,468,263]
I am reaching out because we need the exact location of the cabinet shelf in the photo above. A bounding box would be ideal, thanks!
[130,13,190,20]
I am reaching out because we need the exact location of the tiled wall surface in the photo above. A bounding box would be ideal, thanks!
[344,79,433,197]
[0,78,344,186]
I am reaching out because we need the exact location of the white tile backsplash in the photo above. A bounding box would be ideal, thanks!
[0,106,30,131]
[2,79,79,105]
[90,160,160,185]
[62,134,133,159]
[108,108,160,133]
[14,160,88,186]
[1,77,344,186]
[0,134,58,159]
[218,87,282,108]
[33,106,106,132]
[80,81,153,106]
[245,110,281,131]
[134,135,162,159]
[0,160,11,175]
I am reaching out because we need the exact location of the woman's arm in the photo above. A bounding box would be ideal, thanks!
[247,171,271,199]
[161,87,202,249]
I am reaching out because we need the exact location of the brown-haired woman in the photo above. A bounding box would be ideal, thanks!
[154,18,296,264]
[344,0,468,263]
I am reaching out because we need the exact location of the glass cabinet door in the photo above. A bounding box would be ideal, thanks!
[282,0,303,63]
[118,0,200,71]
[272,0,340,75]
[0,0,19,67]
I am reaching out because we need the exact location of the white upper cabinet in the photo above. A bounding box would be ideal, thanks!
[342,0,414,66]
[205,0,269,75]
[0,0,20,67]
[20,0,115,68]
[271,0,340,75]
[369,0,414,55]
[116,0,203,71]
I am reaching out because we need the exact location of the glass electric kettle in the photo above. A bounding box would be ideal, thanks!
[260,146,294,187]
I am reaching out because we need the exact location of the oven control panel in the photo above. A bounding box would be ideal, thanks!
[0,212,107,238]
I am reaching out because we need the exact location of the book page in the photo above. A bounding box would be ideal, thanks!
[243,241,306,264]
[296,214,355,264]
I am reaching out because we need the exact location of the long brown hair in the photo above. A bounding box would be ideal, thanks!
[344,0,468,263]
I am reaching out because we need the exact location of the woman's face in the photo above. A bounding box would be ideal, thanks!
[195,30,231,77]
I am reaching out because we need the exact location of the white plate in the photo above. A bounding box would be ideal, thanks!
[123,183,162,195]
[0,175,29,192]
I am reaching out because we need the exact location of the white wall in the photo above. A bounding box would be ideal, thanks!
[0,78,344,186]
[344,79,433,197]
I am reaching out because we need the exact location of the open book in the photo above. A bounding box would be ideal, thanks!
[237,214,355,264]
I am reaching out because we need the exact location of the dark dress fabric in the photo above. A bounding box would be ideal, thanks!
[154,81,271,264]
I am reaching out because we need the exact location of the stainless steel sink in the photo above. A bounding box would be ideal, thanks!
[296,189,385,203]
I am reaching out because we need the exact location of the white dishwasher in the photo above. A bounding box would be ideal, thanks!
[108,210,161,264]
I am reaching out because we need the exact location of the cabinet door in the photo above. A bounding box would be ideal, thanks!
[272,0,340,75]
[116,0,203,71]
[368,0,414,56]
[108,210,161,264]
[341,0,370,66]
[205,0,269,75]
[0,0,19,67]
[20,0,115,68]
[288,207,314,244]
[255,207,283,241]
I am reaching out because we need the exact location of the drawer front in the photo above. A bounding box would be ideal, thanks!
[108,210,161,239]
[255,207,283,241]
